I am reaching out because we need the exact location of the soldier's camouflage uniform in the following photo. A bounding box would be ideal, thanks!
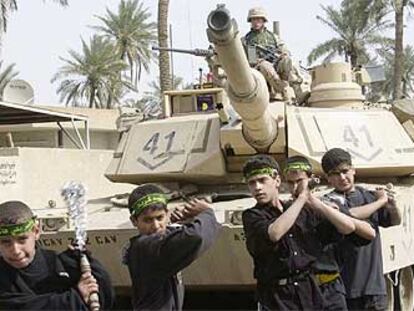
[243,28,304,103]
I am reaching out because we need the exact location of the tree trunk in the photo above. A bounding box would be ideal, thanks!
[89,88,96,109]
[158,0,172,98]
[393,0,404,100]
[350,53,358,68]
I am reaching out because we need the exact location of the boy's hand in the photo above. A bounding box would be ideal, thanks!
[77,272,99,305]
[182,198,212,218]
[170,206,186,223]
[384,184,397,209]
[375,188,388,205]
[296,179,310,199]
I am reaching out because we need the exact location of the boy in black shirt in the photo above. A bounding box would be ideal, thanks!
[322,148,401,311]
[0,200,114,310]
[284,156,375,310]
[242,154,358,310]
[124,184,220,310]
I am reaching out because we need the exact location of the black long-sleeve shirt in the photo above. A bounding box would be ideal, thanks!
[324,186,392,299]
[125,208,221,311]
[242,200,342,310]
[0,247,114,310]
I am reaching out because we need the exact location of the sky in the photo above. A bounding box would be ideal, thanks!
[2,0,414,106]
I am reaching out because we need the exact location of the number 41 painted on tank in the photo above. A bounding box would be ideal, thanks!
[137,130,181,170]
[142,131,176,156]
[342,124,383,162]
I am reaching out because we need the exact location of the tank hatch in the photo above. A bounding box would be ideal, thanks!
[287,106,414,177]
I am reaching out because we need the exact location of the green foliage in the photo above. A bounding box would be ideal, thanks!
[377,44,414,98]
[92,0,157,86]
[0,61,18,100]
[0,0,17,33]
[308,2,392,67]
[52,35,135,109]
[135,76,186,117]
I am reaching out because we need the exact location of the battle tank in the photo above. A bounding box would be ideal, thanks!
[106,4,414,308]
[7,4,413,309]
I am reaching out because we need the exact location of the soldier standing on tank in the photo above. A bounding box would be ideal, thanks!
[321,148,401,311]
[122,184,220,310]
[241,154,361,310]
[243,7,305,104]
[284,156,376,311]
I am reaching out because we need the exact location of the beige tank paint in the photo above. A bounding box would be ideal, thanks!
[286,105,414,176]
[106,114,226,184]
[0,147,134,208]
[311,63,354,87]
[220,101,285,156]
[308,63,365,108]
[379,183,414,274]
[162,88,228,117]
[392,99,414,124]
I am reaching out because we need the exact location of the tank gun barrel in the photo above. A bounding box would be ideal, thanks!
[206,5,277,151]
[152,46,215,58]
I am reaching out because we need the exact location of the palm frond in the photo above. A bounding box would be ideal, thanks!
[91,0,156,86]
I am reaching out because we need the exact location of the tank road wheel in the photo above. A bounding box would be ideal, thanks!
[386,274,395,311]
[397,267,414,311]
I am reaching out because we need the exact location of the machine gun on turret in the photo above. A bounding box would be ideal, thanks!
[152,46,224,88]
[152,46,216,58]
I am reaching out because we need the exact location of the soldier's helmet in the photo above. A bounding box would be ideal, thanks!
[247,7,268,23]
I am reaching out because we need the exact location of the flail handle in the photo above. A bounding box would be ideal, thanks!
[80,254,100,311]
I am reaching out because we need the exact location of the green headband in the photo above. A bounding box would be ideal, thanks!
[0,218,36,237]
[131,193,167,216]
[284,162,312,174]
[244,167,277,181]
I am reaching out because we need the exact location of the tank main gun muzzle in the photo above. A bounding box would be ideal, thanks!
[207,5,232,33]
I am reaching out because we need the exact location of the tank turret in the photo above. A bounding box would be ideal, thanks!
[206,4,277,152]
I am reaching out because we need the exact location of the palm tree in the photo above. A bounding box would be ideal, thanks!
[389,0,414,99]
[343,0,414,99]
[308,3,392,67]
[0,0,17,59]
[378,44,414,99]
[92,0,156,86]
[0,0,17,33]
[136,76,185,117]
[0,60,18,99]
[158,0,172,96]
[52,35,134,109]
